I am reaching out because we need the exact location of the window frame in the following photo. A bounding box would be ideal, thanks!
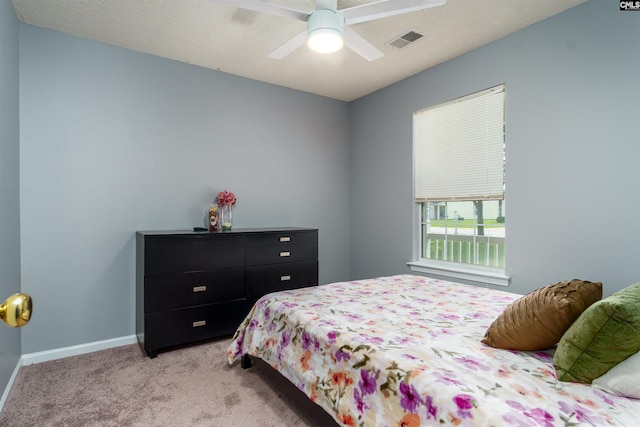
[408,85,510,287]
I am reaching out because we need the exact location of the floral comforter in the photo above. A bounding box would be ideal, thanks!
[227,275,640,426]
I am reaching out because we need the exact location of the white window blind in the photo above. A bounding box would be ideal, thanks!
[414,85,505,202]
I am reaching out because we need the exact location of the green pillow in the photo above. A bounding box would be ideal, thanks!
[554,281,640,383]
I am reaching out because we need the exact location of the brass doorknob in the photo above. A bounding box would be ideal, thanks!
[0,293,32,328]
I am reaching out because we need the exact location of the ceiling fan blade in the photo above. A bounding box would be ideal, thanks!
[342,0,446,25]
[210,0,309,22]
[343,26,383,62]
[267,29,308,59]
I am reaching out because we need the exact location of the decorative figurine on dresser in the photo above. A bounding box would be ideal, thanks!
[136,227,318,358]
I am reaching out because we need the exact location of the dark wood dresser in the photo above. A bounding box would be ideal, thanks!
[136,227,318,358]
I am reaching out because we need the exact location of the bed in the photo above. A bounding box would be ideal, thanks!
[227,274,640,426]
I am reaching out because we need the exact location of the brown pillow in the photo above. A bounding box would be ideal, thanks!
[481,279,602,351]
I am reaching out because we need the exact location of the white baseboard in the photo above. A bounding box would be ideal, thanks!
[0,359,24,413]
[0,334,137,413]
[21,334,138,366]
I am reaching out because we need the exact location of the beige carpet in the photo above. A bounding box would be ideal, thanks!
[0,338,339,426]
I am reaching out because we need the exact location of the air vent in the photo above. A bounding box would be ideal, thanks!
[386,30,423,49]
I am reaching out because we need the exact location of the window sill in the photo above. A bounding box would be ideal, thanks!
[407,260,510,287]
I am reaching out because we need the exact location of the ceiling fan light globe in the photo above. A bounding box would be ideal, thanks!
[308,29,343,53]
[307,9,344,54]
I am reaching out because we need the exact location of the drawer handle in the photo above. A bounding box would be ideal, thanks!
[279,236,291,242]
[192,320,206,328]
[280,251,291,257]
[193,285,207,293]
[280,275,291,281]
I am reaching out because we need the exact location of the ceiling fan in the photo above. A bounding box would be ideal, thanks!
[211,0,446,61]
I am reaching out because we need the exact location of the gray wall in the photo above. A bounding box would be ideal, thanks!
[349,1,640,296]
[0,0,22,392]
[19,26,351,353]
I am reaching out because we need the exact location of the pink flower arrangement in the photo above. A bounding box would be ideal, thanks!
[216,190,236,207]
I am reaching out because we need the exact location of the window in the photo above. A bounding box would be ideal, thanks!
[409,85,508,286]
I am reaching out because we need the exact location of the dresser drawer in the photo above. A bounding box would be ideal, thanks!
[245,230,317,247]
[144,233,244,274]
[144,300,251,351]
[145,267,244,313]
[245,242,317,266]
[246,260,318,298]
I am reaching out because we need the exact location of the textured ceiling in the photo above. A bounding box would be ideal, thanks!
[11,0,587,101]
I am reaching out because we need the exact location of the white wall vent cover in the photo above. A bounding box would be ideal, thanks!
[386,31,423,49]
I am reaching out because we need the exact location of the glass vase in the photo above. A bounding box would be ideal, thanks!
[207,204,220,232]
[220,204,233,231]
